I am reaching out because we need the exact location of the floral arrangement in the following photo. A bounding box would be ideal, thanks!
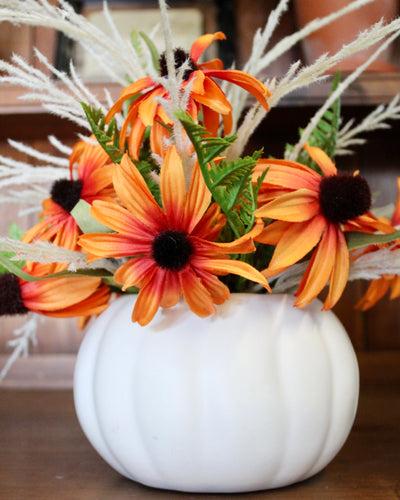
[1,0,400,377]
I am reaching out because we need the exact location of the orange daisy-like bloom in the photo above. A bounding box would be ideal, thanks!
[22,139,115,259]
[355,178,400,311]
[79,146,269,326]
[254,143,394,310]
[106,32,270,159]
[0,263,111,328]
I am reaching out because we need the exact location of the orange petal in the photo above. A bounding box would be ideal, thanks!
[304,143,337,177]
[21,276,103,311]
[202,105,221,135]
[255,188,320,221]
[132,268,166,326]
[127,116,146,160]
[79,233,152,261]
[254,159,322,191]
[160,146,186,227]
[194,266,230,305]
[197,257,270,291]
[183,163,212,233]
[323,227,349,310]
[191,76,232,115]
[113,154,166,231]
[179,266,216,317]
[204,69,270,111]
[355,276,392,311]
[255,221,292,246]
[150,120,171,158]
[114,257,156,290]
[159,270,181,309]
[138,87,164,127]
[106,77,156,120]
[90,200,155,237]
[268,215,326,271]
[294,224,337,308]
[199,58,224,71]
[190,32,226,63]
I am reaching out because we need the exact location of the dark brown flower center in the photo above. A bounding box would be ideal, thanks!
[319,173,371,224]
[0,273,29,316]
[50,179,83,213]
[159,48,198,81]
[152,230,193,270]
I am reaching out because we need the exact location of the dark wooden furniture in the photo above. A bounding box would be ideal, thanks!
[1,352,399,499]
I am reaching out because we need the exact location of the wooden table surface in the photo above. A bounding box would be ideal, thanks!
[1,352,399,500]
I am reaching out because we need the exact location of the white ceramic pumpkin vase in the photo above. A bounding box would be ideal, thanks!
[73,293,359,493]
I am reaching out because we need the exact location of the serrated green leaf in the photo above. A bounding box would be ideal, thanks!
[81,103,123,163]
[347,229,400,250]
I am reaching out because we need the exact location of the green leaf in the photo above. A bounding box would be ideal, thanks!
[0,224,26,274]
[285,71,341,168]
[0,254,40,281]
[81,103,123,163]
[177,112,260,238]
[347,229,400,250]
[139,31,161,73]
[71,200,112,234]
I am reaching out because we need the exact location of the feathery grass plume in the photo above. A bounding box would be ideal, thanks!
[288,30,400,160]
[226,0,377,131]
[0,314,39,381]
[155,0,195,172]
[0,136,71,211]
[228,15,400,162]
[0,237,118,273]
[0,0,146,84]
[0,50,111,129]
[336,94,400,155]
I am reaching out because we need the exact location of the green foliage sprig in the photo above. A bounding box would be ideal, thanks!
[178,112,265,239]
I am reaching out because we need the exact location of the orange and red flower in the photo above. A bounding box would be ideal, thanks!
[22,139,115,264]
[79,146,269,325]
[254,144,394,310]
[355,177,400,310]
[0,263,111,328]
[106,32,270,159]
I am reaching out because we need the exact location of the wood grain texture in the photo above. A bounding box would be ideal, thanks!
[0,352,399,499]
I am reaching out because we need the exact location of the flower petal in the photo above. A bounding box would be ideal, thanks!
[255,188,320,221]
[267,215,326,271]
[90,200,155,238]
[113,154,166,231]
[204,69,270,111]
[114,257,156,290]
[304,143,337,177]
[190,32,226,63]
[160,146,186,227]
[294,223,337,308]
[132,268,166,326]
[191,76,232,114]
[197,257,270,291]
[183,163,212,233]
[79,233,152,261]
[323,227,349,310]
[179,266,216,317]
[106,77,156,120]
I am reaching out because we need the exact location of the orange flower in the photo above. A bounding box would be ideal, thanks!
[355,177,400,311]
[0,263,111,328]
[106,32,270,159]
[254,144,394,310]
[79,147,269,325]
[22,139,115,262]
